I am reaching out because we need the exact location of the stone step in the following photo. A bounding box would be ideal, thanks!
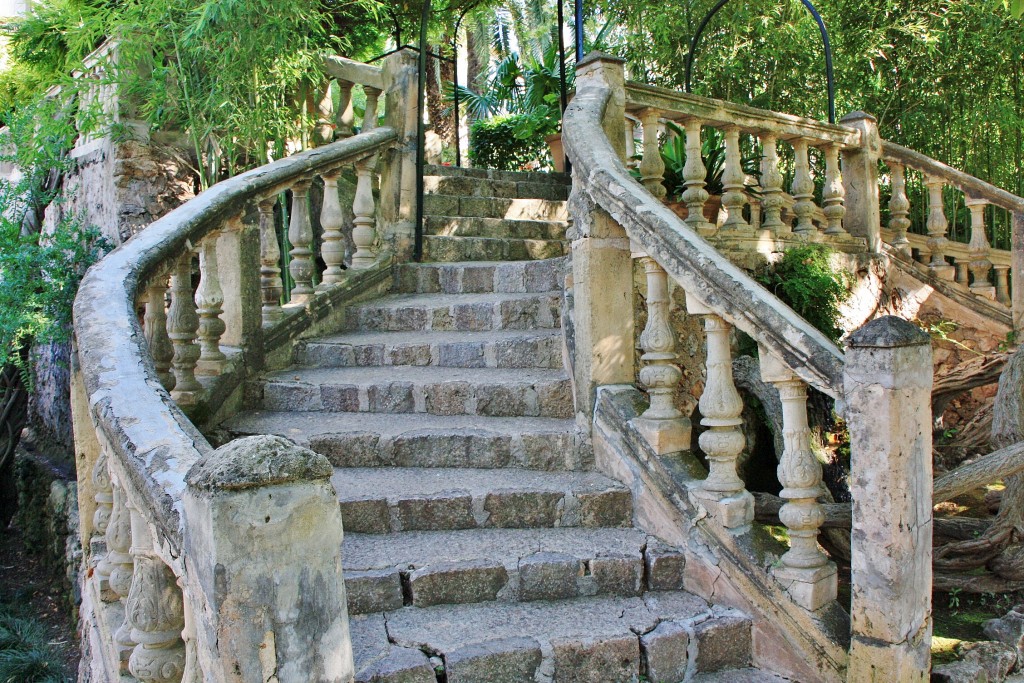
[423,235,568,263]
[350,593,753,683]
[299,328,563,369]
[425,215,566,241]
[423,194,568,221]
[397,258,567,295]
[423,176,569,201]
[692,669,793,682]
[346,291,562,332]
[261,366,572,417]
[331,467,632,534]
[424,164,570,185]
[222,411,584,471]
[343,527,685,614]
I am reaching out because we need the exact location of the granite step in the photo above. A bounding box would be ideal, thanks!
[343,527,685,613]
[425,215,566,241]
[423,194,568,221]
[423,234,568,262]
[397,258,567,295]
[346,291,562,332]
[692,669,794,682]
[298,328,563,369]
[423,176,570,201]
[424,164,570,184]
[350,592,753,683]
[332,466,632,534]
[221,411,584,471]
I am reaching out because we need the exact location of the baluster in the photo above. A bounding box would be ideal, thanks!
[107,485,137,670]
[633,257,690,453]
[91,453,113,590]
[314,81,334,145]
[335,80,355,139]
[351,155,378,268]
[925,176,955,279]
[791,138,816,237]
[686,294,753,528]
[363,86,382,132]
[760,350,837,610]
[127,555,186,683]
[319,168,346,286]
[995,265,1011,305]
[258,199,284,326]
[287,178,315,302]
[887,163,912,257]
[822,144,847,236]
[195,237,226,375]
[144,276,175,391]
[168,252,202,405]
[682,119,713,235]
[955,262,969,285]
[720,126,750,232]
[966,197,995,299]
[759,133,787,236]
[639,108,666,200]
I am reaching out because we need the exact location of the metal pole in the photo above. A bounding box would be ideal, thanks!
[415,0,431,262]
[574,0,584,61]
[558,0,568,113]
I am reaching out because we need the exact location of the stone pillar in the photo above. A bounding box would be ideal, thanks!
[759,133,787,236]
[258,199,284,327]
[720,126,752,235]
[183,436,353,683]
[994,264,1011,306]
[845,316,932,682]
[144,276,175,391]
[965,197,995,299]
[379,48,419,261]
[126,554,186,683]
[334,80,355,139]
[822,143,847,236]
[168,251,202,406]
[638,108,666,200]
[575,52,627,163]
[839,111,882,252]
[319,168,346,286]
[682,119,714,236]
[350,155,378,269]
[216,215,262,356]
[888,162,912,257]
[925,177,955,280]
[287,179,315,302]
[791,138,816,238]
[195,237,227,375]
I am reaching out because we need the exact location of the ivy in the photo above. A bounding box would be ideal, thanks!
[755,244,851,344]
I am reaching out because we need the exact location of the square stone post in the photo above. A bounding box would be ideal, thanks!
[183,436,353,683]
[839,111,882,253]
[844,316,932,682]
[379,48,419,262]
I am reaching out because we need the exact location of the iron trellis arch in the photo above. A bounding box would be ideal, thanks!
[684,0,837,124]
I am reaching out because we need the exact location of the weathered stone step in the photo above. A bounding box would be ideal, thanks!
[347,291,562,332]
[343,527,686,614]
[423,176,569,201]
[261,365,572,417]
[692,669,793,682]
[222,411,583,470]
[425,215,566,240]
[423,235,568,263]
[397,258,566,295]
[424,164,570,185]
[423,194,568,221]
[331,467,632,534]
[299,328,563,369]
[350,593,752,683]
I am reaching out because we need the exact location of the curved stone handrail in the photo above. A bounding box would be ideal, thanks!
[564,69,845,397]
[73,126,397,554]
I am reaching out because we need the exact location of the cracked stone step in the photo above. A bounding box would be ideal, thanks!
[423,235,568,263]
[346,291,562,332]
[423,195,568,221]
[425,215,567,240]
[221,411,585,471]
[350,592,752,683]
[691,669,794,682]
[397,258,567,295]
[342,527,687,613]
[331,467,633,534]
[423,176,570,201]
[424,164,570,184]
[298,328,564,369]
[261,366,572,418]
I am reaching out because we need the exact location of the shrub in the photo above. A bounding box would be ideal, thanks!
[755,244,851,343]
[468,115,551,171]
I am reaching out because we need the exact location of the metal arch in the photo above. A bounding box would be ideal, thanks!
[683,0,836,124]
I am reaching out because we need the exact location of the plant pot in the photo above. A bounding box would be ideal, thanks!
[546,133,565,173]
[665,196,722,225]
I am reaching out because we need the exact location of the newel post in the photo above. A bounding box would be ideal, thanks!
[379,48,419,261]
[183,436,353,683]
[845,316,933,682]
[839,111,882,253]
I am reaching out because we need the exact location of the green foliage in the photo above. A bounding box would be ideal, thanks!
[0,608,70,683]
[755,244,851,343]
[468,114,550,171]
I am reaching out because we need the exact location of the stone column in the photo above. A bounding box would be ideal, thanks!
[363,86,382,132]
[682,119,714,236]
[720,126,751,234]
[350,155,378,269]
[822,143,847,236]
[845,316,932,682]
[144,276,175,391]
[839,111,883,252]
[334,80,355,139]
[759,133,787,236]
[126,554,186,683]
[965,197,995,299]
[791,138,816,238]
[168,251,202,406]
[925,176,955,279]
[319,168,346,286]
[107,485,136,671]
[259,199,284,326]
[888,162,912,257]
[994,265,1011,306]
[183,436,353,683]
[195,237,226,375]
[287,178,315,302]
[379,48,419,261]
[638,108,666,200]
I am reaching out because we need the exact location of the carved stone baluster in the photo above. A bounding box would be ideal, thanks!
[759,133,787,236]
[335,80,355,139]
[314,81,334,145]
[955,262,969,285]
[686,294,753,528]
[168,252,202,405]
[760,350,837,611]
[682,119,713,235]
[965,197,995,299]
[632,257,690,453]
[91,453,113,590]
[319,168,346,287]
[258,199,283,326]
[791,138,816,238]
[287,178,315,302]
[639,108,666,200]
[822,144,847,236]
[351,155,378,268]
[195,237,226,375]
[925,176,955,279]
[720,126,750,232]
[127,555,186,683]
[144,276,175,391]
[887,162,912,257]
[995,265,1011,305]
[363,86,382,132]
[107,485,137,669]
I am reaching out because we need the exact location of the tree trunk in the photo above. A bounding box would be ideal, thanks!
[427,41,456,147]
[985,347,1024,578]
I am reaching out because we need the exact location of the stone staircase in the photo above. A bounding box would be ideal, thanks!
[223,166,786,682]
